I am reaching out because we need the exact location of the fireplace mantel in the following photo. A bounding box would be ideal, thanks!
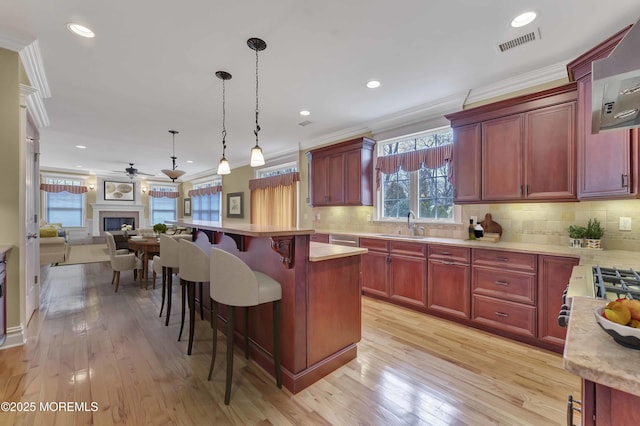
[91,203,145,236]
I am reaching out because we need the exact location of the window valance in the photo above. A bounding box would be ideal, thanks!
[39,184,88,194]
[148,190,180,198]
[249,172,300,191]
[188,185,223,197]
[375,144,453,188]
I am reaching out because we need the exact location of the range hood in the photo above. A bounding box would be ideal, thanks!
[592,18,640,134]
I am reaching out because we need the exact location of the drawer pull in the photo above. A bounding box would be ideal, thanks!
[495,281,509,286]
[439,251,451,255]
[495,311,508,317]
[494,257,509,261]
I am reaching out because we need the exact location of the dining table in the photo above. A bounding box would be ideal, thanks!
[127,237,160,289]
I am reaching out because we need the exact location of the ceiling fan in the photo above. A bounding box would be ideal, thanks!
[112,163,155,179]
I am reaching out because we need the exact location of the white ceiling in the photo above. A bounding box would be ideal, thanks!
[1,1,640,181]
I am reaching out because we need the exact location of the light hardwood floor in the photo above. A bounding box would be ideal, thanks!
[0,262,581,425]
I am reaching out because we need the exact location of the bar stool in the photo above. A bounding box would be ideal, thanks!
[208,247,282,405]
[177,239,209,355]
[158,234,180,325]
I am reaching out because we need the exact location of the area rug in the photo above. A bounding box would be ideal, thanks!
[58,243,110,265]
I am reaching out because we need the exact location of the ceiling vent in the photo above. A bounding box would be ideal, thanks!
[498,28,540,52]
[298,120,312,127]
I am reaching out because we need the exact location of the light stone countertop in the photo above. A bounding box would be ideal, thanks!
[563,296,640,397]
[309,242,367,262]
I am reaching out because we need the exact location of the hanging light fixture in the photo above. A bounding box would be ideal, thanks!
[215,71,232,175]
[161,130,186,181]
[248,37,266,167]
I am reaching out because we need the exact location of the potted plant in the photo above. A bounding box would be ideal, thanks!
[568,225,587,248]
[585,218,604,249]
[153,223,168,235]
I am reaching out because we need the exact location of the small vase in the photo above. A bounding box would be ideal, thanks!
[569,237,583,248]
[123,231,128,238]
[586,238,601,249]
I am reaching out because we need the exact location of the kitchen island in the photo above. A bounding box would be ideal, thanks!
[166,220,367,393]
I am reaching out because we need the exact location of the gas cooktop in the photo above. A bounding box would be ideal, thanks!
[594,266,640,301]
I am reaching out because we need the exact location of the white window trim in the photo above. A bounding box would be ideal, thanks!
[373,126,461,225]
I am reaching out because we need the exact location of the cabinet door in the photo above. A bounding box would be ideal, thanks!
[344,149,364,205]
[389,253,427,308]
[482,115,523,200]
[326,152,346,204]
[427,260,470,319]
[453,123,482,202]
[361,250,389,298]
[311,155,329,205]
[577,76,636,198]
[525,102,577,200]
[537,255,579,348]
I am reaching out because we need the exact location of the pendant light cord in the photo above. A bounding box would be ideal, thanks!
[222,78,227,156]
[254,47,260,144]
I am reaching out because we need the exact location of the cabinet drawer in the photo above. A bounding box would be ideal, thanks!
[390,241,427,257]
[359,238,389,252]
[472,295,536,338]
[310,233,329,243]
[472,249,537,272]
[428,244,470,264]
[472,267,536,305]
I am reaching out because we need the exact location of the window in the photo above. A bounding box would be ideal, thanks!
[191,180,222,221]
[256,161,298,178]
[378,127,454,221]
[251,161,299,227]
[44,177,85,226]
[150,185,177,224]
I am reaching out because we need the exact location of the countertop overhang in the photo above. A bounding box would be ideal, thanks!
[166,220,315,237]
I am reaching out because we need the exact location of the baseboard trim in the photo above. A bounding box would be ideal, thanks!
[0,325,27,350]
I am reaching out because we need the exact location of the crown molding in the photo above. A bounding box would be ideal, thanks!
[21,84,50,127]
[19,40,51,98]
[298,125,371,150]
[465,60,570,105]
[0,31,33,52]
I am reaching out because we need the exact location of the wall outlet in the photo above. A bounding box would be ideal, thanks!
[315,213,321,221]
[619,216,632,231]
[366,214,371,222]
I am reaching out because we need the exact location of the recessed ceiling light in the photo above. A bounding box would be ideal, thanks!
[299,110,310,116]
[510,11,537,28]
[67,23,95,38]
[186,160,194,164]
[75,145,87,149]
[366,80,381,89]
[76,165,83,168]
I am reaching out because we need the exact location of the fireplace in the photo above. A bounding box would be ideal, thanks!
[104,217,136,232]
[91,203,145,236]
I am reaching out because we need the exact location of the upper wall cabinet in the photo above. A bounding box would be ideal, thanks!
[306,137,376,206]
[566,25,640,200]
[446,83,578,203]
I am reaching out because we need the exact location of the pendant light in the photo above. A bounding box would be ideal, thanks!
[216,71,232,175]
[161,130,186,181]
[248,37,266,167]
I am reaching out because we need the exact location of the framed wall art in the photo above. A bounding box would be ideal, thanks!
[183,197,191,216]
[104,181,134,201]
[226,192,244,218]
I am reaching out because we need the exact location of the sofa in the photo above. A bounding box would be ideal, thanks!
[39,223,67,265]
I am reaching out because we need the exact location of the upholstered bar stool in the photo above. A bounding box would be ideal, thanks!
[208,247,282,405]
[159,234,180,325]
[177,239,210,355]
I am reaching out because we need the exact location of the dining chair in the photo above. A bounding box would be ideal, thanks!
[104,232,142,292]
[159,234,180,325]
[177,239,210,355]
[208,247,282,404]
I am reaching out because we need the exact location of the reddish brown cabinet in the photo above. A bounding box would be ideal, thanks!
[359,238,427,309]
[537,255,579,349]
[578,380,640,426]
[452,123,482,202]
[427,245,470,319]
[567,25,640,200]
[471,249,538,338]
[306,137,375,206]
[310,233,329,243]
[447,83,578,203]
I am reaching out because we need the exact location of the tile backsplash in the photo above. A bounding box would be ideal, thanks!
[308,200,640,252]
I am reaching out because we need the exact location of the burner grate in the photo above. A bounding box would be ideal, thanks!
[594,266,640,300]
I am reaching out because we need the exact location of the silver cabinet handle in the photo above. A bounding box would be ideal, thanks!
[495,312,508,317]
[495,281,509,286]
[566,394,581,426]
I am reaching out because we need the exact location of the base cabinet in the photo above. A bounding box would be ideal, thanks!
[427,245,470,319]
[579,379,640,426]
[360,238,427,309]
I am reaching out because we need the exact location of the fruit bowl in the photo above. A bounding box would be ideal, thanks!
[594,306,640,350]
